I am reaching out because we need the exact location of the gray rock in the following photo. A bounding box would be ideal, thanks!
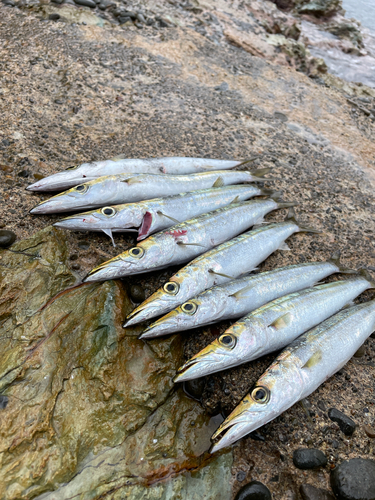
[0,396,9,409]
[293,449,328,470]
[49,13,61,20]
[330,458,375,500]
[74,0,96,7]
[129,284,145,303]
[328,408,356,436]
[2,0,15,5]
[234,480,272,500]
[274,111,288,122]
[0,230,16,248]
[215,82,229,92]
[300,484,335,500]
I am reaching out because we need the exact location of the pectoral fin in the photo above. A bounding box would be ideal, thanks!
[177,242,205,248]
[209,269,233,279]
[101,228,116,247]
[230,284,253,299]
[212,176,224,188]
[269,312,292,330]
[279,242,290,251]
[122,177,142,185]
[231,195,240,204]
[157,211,179,223]
[302,350,322,369]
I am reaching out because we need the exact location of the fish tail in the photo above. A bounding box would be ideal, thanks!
[358,268,375,288]
[328,251,356,274]
[236,156,258,167]
[249,168,277,181]
[285,207,321,234]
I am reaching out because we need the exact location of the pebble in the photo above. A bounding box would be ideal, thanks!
[237,470,247,482]
[293,448,328,470]
[328,408,356,436]
[17,170,29,178]
[234,480,272,500]
[0,396,9,409]
[129,284,145,303]
[74,0,96,7]
[363,424,375,439]
[300,484,335,500]
[183,378,205,400]
[215,82,229,92]
[3,0,15,5]
[0,230,16,248]
[330,458,375,500]
[49,13,61,20]
[274,111,288,122]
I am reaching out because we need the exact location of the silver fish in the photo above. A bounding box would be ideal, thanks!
[124,214,320,327]
[30,169,272,214]
[211,297,375,453]
[174,276,373,382]
[140,254,352,339]
[84,198,294,282]
[53,185,272,246]
[26,157,252,192]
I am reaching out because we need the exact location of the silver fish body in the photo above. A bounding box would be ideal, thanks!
[211,298,375,453]
[30,170,270,214]
[84,199,290,282]
[26,157,246,192]
[124,219,313,327]
[141,259,346,339]
[53,185,268,243]
[174,277,372,382]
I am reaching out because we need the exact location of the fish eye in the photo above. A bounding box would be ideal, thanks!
[75,184,88,193]
[251,386,270,404]
[163,282,179,295]
[129,247,144,258]
[101,207,116,217]
[181,302,197,315]
[218,333,236,349]
[65,165,79,170]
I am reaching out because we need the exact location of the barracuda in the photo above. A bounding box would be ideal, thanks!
[84,198,294,281]
[124,213,320,327]
[174,275,373,382]
[30,169,272,215]
[53,184,273,246]
[140,254,353,339]
[210,297,375,453]
[26,157,252,192]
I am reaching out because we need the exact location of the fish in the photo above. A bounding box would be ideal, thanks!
[84,198,294,281]
[210,296,375,453]
[26,157,254,192]
[124,211,320,327]
[140,253,353,339]
[53,185,274,247]
[174,275,373,382]
[30,169,272,215]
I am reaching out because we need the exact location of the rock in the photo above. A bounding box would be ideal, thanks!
[300,484,335,500]
[328,408,356,436]
[0,395,9,409]
[327,22,363,48]
[74,0,96,7]
[98,0,113,9]
[215,82,229,92]
[363,424,375,439]
[129,284,145,303]
[293,449,328,469]
[0,230,16,248]
[274,111,288,122]
[234,480,272,500]
[49,12,60,19]
[51,0,63,4]
[183,377,206,400]
[2,0,15,5]
[297,0,341,17]
[330,458,375,500]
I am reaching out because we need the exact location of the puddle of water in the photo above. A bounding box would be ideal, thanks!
[342,0,375,32]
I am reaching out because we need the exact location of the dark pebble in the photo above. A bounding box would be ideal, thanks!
[130,284,145,303]
[0,230,16,248]
[293,448,328,470]
[274,111,288,122]
[331,458,375,500]
[78,242,89,250]
[17,169,29,177]
[49,13,60,20]
[3,0,15,5]
[159,19,170,28]
[183,378,205,400]
[51,0,64,3]
[235,480,272,500]
[300,484,335,500]
[363,424,375,439]
[74,0,96,6]
[328,408,356,436]
[215,82,229,92]
[69,254,79,261]
[0,395,9,409]
[237,470,247,482]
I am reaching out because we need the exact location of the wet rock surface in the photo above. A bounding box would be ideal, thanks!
[328,408,357,436]
[330,458,375,500]
[0,0,375,497]
[293,448,328,469]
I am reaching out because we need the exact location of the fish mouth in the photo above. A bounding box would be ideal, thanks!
[124,302,166,328]
[210,419,253,454]
[139,312,181,339]
[173,358,200,383]
[83,256,133,282]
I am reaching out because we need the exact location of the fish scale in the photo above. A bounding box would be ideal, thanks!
[210,299,375,453]
[174,276,373,382]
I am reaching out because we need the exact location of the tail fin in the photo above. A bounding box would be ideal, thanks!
[277,201,298,209]
[358,268,375,288]
[328,251,356,274]
[237,157,259,168]
[285,207,321,234]
[249,168,273,180]
[260,188,277,197]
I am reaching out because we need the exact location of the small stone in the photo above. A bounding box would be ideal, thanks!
[158,19,170,28]
[354,344,366,357]
[74,0,96,7]
[328,408,356,436]
[183,378,205,400]
[293,449,328,470]
[136,12,146,23]
[363,424,375,439]
[0,230,16,248]
[274,111,288,122]
[0,164,12,173]
[237,470,246,482]
[129,284,145,303]
[300,484,335,500]
[3,0,15,5]
[33,173,45,181]
[69,254,79,261]
[72,263,80,270]
[215,82,229,92]
[49,13,60,20]
[331,458,375,500]
[234,480,272,500]
[51,0,63,3]
[17,170,29,178]
[0,396,9,409]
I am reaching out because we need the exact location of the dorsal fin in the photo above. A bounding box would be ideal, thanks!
[229,284,253,299]
[212,176,224,188]
[358,268,375,288]
[269,312,292,330]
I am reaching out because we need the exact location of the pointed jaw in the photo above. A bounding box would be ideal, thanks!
[173,346,223,382]
[139,311,182,339]
[30,195,78,214]
[53,213,100,231]
[26,172,83,192]
[84,256,134,282]
[210,419,255,454]
[124,301,168,328]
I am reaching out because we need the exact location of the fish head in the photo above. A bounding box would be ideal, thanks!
[26,164,96,192]
[210,373,289,453]
[29,177,111,214]
[173,318,265,382]
[84,238,167,282]
[124,275,190,327]
[54,205,141,231]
